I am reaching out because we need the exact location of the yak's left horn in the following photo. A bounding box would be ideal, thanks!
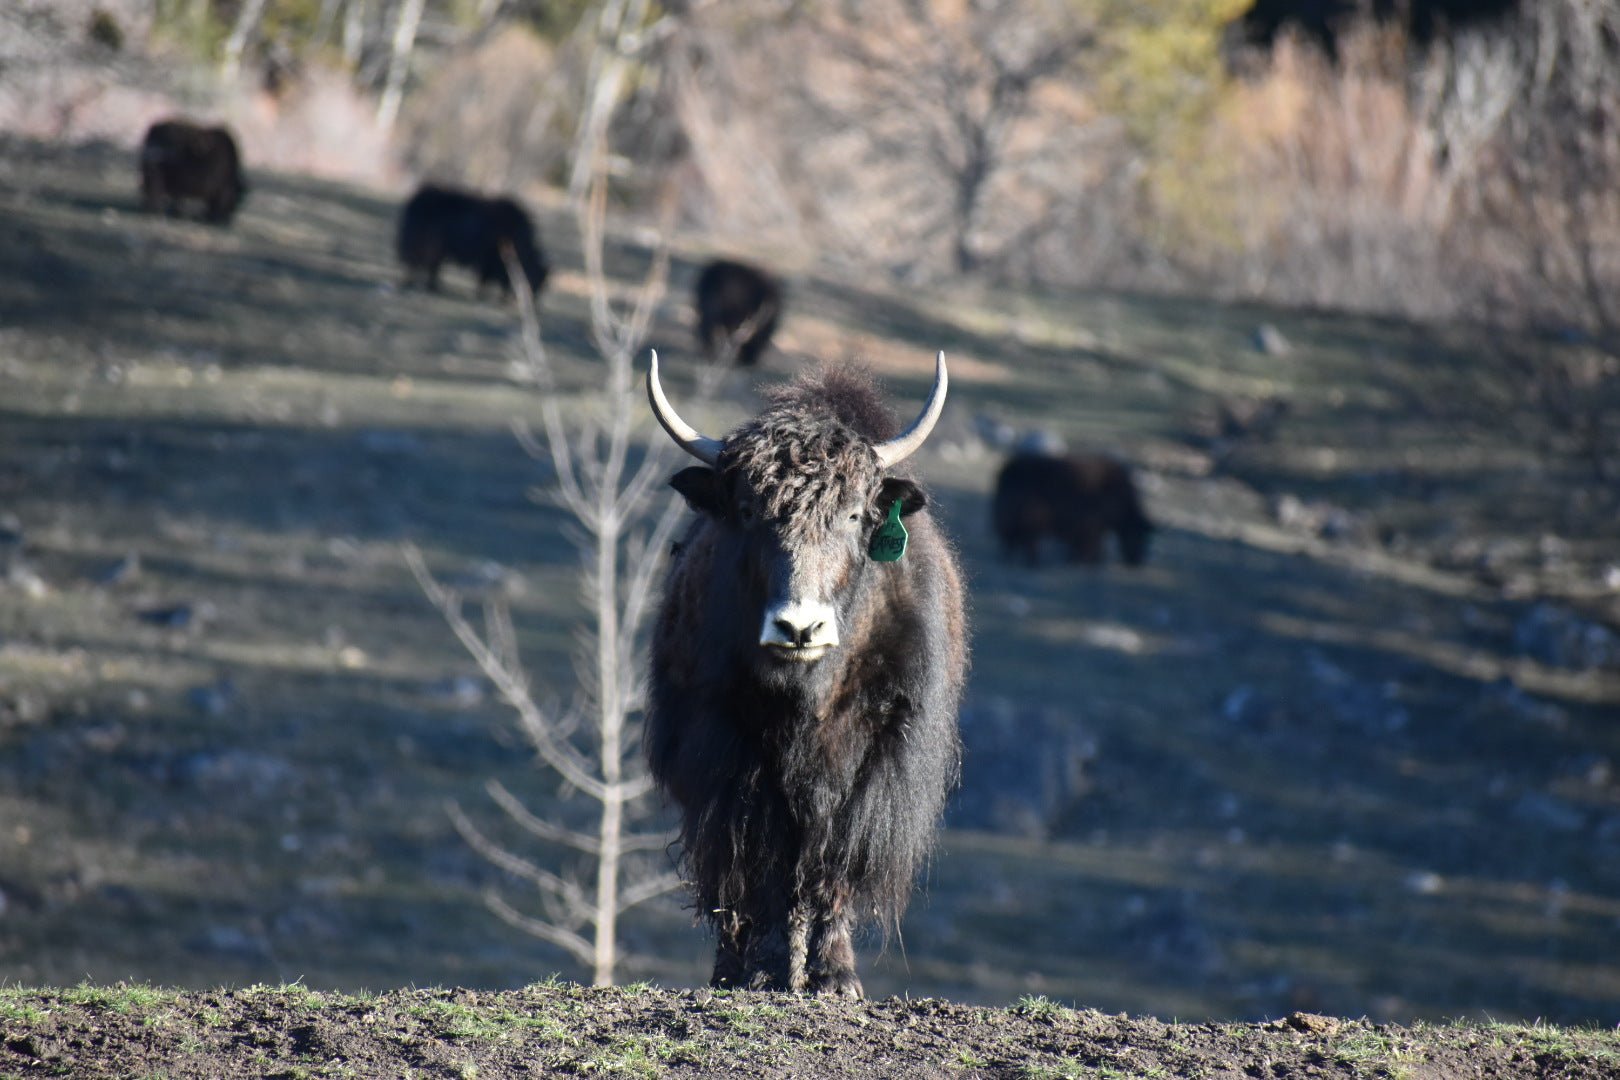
[647,350,724,466]
[873,351,948,468]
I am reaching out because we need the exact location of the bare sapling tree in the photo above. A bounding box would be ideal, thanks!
[566,0,690,203]
[408,173,724,985]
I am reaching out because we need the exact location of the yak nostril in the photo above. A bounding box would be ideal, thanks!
[762,604,837,651]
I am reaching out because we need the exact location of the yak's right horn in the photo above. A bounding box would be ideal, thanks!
[647,350,724,466]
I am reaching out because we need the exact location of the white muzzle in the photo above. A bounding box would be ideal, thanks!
[759,599,840,659]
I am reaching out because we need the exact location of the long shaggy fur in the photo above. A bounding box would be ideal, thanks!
[721,366,894,538]
[647,363,967,994]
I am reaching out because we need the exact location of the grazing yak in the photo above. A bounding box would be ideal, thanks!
[646,352,966,997]
[694,258,782,366]
[139,120,246,225]
[396,183,548,300]
[993,451,1153,567]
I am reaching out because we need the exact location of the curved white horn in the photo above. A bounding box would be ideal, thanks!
[874,351,949,468]
[647,350,724,466]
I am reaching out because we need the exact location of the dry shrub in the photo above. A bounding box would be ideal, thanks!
[1150,4,1619,332]
[1203,26,1468,316]
[1472,0,1620,336]
[395,25,566,194]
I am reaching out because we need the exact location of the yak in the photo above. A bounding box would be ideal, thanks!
[396,183,548,300]
[992,451,1153,567]
[694,258,782,366]
[645,351,966,997]
[139,120,246,225]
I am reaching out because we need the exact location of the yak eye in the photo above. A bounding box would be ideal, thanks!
[737,502,756,525]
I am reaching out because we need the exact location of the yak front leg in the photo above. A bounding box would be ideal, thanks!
[806,888,863,998]
[710,914,749,990]
[712,905,794,991]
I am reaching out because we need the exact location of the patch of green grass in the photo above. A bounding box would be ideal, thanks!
[578,1037,663,1078]
[579,1030,710,1076]
[406,999,507,1041]
[503,1009,582,1046]
[243,982,328,1011]
[60,982,176,1014]
[0,997,46,1024]
[1481,1021,1620,1064]
[400,997,580,1046]
[955,1047,989,1068]
[713,1001,788,1037]
[1328,1027,1427,1079]
[1017,1061,1089,1080]
[615,981,655,997]
[1014,995,1073,1021]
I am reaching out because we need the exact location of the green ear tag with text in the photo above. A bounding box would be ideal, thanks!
[869,500,908,562]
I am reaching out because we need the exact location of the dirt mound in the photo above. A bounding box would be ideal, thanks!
[2,983,1616,1079]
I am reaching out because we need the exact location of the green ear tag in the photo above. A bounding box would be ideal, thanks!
[869,500,908,562]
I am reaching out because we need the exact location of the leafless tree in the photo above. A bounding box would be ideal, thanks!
[409,170,727,985]
[791,0,1097,276]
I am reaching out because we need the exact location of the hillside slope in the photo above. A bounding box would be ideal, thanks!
[0,135,1617,1025]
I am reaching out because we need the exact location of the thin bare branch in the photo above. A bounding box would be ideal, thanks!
[485,891,595,966]
[407,547,607,798]
[447,800,591,915]
[617,871,684,915]
[485,779,601,855]
[618,830,678,854]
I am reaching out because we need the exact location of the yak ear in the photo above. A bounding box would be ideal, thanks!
[670,467,724,515]
[876,477,927,517]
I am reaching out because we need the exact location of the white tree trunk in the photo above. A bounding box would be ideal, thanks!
[567,0,655,203]
[377,0,427,131]
[342,0,368,69]
[221,0,270,83]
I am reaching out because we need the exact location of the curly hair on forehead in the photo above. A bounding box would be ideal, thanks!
[720,362,902,535]
[757,362,902,442]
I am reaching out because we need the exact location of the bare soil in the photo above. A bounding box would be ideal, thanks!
[3,983,1619,1079]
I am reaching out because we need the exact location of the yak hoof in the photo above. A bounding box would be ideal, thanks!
[809,970,863,1000]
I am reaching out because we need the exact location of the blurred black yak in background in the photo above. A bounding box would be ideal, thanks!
[397,183,549,300]
[139,119,246,225]
[992,451,1153,567]
[694,258,782,366]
